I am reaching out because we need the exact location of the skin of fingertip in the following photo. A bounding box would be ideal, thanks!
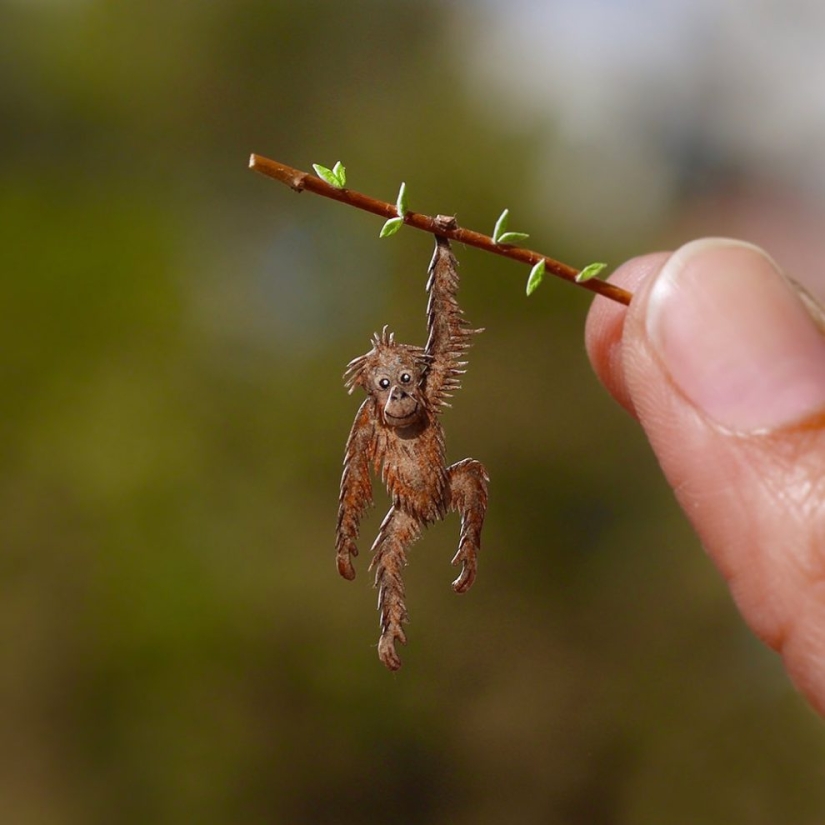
[586,247,825,718]
[585,252,671,416]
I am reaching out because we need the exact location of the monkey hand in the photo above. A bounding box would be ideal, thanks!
[336,540,358,580]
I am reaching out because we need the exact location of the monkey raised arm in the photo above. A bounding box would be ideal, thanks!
[422,235,480,413]
[335,399,377,580]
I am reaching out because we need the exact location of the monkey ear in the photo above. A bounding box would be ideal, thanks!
[343,353,369,394]
[344,327,397,394]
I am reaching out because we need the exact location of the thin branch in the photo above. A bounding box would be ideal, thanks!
[249,154,632,306]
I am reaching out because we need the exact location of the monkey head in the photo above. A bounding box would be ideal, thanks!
[344,327,428,428]
[370,348,425,428]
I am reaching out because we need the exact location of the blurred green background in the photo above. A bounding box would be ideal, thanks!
[2,1,825,823]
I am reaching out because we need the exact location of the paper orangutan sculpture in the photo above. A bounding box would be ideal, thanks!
[335,227,489,670]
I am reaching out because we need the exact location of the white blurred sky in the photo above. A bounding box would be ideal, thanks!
[456,0,825,241]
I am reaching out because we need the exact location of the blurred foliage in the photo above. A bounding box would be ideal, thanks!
[0,1,823,823]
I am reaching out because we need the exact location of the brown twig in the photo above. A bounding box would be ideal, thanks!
[249,154,633,306]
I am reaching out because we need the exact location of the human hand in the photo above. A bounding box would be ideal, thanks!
[585,238,825,716]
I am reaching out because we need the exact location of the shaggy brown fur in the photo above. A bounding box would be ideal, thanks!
[336,231,489,670]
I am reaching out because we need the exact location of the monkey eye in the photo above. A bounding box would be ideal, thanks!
[378,377,391,390]
[399,372,412,384]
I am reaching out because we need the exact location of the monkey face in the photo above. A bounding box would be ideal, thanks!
[369,352,424,428]
[344,329,428,427]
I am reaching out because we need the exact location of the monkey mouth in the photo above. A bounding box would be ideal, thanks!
[384,402,420,427]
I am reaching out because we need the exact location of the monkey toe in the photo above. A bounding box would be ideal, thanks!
[451,568,476,594]
[450,546,477,593]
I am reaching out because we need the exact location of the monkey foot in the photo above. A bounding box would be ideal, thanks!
[450,544,478,593]
[377,628,406,671]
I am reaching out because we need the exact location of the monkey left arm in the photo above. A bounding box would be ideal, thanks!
[336,400,377,580]
[423,236,479,412]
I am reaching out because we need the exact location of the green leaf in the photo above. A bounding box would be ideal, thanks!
[379,216,404,238]
[496,231,530,245]
[396,181,408,216]
[312,162,346,189]
[492,209,510,243]
[575,262,608,283]
[493,209,529,244]
[526,259,545,296]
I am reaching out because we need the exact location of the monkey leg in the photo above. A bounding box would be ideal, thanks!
[368,506,422,671]
[447,458,489,594]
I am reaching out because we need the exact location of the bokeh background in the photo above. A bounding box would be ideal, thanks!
[3,0,825,822]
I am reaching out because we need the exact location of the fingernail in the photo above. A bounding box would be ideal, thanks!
[646,238,825,432]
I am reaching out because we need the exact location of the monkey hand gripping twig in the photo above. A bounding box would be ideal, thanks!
[335,225,489,670]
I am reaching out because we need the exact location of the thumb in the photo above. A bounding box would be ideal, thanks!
[586,238,825,716]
